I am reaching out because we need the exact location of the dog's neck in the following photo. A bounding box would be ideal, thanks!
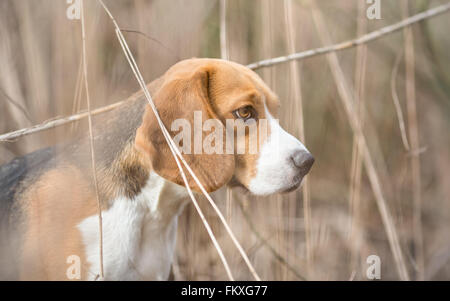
[137,168,190,226]
[100,135,190,214]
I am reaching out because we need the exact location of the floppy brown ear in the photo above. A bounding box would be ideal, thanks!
[135,65,235,192]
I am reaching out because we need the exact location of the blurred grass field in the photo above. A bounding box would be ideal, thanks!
[0,0,449,280]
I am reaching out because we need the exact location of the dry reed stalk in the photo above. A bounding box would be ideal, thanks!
[134,0,147,66]
[275,194,286,280]
[70,56,84,133]
[260,0,274,87]
[14,1,48,123]
[0,100,130,142]
[0,88,33,125]
[226,188,232,224]
[348,0,368,278]
[220,0,228,60]
[311,5,410,281]
[402,1,424,281]
[259,0,285,280]
[247,2,450,70]
[80,0,104,280]
[391,52,411,151]
[1,2,39,154]
[283,0,312,279]
[98,0,261,281]
[220,0,233,224]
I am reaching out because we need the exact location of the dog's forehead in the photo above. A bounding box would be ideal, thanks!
[168,58,280,114]
[212,60,280,114]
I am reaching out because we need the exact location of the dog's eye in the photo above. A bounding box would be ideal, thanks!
[233,106,257,121]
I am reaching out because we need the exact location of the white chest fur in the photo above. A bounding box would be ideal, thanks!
[77,173,188,280]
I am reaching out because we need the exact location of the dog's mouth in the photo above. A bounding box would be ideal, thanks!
[228,175,304,195]
[227,174,304,194]
[280,177,303,194]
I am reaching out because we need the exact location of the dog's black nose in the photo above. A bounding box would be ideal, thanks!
[291,150,315,176]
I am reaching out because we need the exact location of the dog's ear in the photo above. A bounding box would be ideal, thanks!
[135,65,235,192]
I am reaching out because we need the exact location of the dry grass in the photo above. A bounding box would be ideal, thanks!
[1,0,450,280]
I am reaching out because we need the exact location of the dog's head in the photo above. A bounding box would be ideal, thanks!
[136,58,314,196]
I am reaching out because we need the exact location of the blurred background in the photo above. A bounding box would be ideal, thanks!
[0,0,449,280]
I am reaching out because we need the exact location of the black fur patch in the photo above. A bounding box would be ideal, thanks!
[0,147,55,217]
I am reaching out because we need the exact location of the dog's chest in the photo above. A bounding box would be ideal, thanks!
[77,174,188,280]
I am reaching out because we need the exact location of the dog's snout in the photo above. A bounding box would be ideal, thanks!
[291,150,315,175]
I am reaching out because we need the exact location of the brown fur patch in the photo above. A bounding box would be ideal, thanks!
[19,166,96,280]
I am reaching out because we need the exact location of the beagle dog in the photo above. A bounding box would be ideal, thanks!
[0,58,314,280]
